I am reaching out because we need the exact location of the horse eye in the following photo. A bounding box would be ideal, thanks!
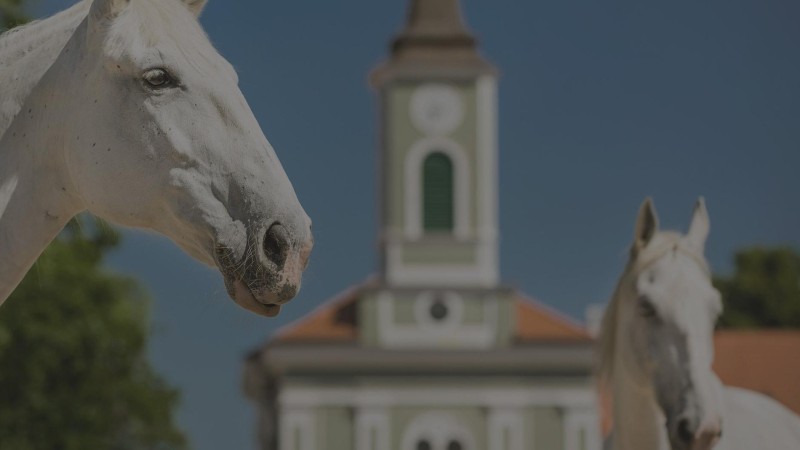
[638,297,658,319]
[142,68,173,88]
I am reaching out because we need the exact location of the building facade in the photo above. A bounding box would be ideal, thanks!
[244,1,601,449]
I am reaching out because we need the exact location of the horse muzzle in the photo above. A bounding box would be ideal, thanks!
[216,222,313,317]
[669,415,722,450]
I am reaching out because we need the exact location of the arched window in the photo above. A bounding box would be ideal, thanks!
[423,152,454,233]
[447,441,464,450]
[401,412,475,450]
[416,440,432,450]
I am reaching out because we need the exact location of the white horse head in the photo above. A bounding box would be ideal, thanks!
[600,198,724,450]
[0,0,312,317]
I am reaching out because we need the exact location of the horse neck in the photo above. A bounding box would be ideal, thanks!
[605,280,670,450]
[0,16,88,304]
[610,362,670,450]
[0,1,89,138]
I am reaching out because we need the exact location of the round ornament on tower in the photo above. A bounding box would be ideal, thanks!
[409,83,465,136]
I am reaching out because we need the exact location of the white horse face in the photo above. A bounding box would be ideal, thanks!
[64,0,312,316]
[623,199,724,450]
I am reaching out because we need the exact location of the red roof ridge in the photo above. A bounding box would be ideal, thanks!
[271,283,593,344]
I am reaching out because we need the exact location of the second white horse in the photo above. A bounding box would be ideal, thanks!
[599,198,800,450]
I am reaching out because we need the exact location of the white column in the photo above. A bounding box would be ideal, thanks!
[356,407,390,450]
[476,75,499,286]
[280,408,315,450]
[488,407,525,450]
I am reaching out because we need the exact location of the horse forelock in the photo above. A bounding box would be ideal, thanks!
[0,0,238,141]
[105,0,228,77]
[633,231,710,278]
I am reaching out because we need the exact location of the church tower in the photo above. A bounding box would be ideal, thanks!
[354,0,511,351]
[244,2,600,449]
[372,0,499,288]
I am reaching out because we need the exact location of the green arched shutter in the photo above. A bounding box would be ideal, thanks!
[423,152,454,232]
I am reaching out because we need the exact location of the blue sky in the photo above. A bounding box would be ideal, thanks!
[25,0,800,448]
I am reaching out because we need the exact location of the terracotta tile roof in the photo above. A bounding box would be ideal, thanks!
[713,330,800,415]
[272,282,366,343]
[273,283,591,344]
[514,294,592,342]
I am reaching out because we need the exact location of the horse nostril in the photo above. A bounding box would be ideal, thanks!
[263,223,289,269]
[677,418,694,444]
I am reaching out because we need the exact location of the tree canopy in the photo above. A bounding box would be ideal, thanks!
[0,217,187,449]
[715,247,800,329]
[0,0,27,31]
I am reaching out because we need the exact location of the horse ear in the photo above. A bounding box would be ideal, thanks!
[182,0,208,16]
[633,197,659,252]
[89,0,130,26]
[687,197,710,252]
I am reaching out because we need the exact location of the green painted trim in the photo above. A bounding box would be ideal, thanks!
[384,81,479,232]
[317,408,353,450]
[359,292,380,347]
[532,407,565,450]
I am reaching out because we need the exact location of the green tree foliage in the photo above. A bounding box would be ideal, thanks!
[715,247,800,329]
[0,217,188,450]
[0,0,28,31]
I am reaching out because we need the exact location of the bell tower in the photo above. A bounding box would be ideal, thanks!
[372,0,499,289]
[245,3,600,448]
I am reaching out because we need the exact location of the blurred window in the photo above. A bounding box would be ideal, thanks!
[429,297,449,321]
[423,152,454,233]
[447,440,463,450]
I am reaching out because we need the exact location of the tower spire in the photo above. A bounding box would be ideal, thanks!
[394,0,475,49]
[372,0,494,86]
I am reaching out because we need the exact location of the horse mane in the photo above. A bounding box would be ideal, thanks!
[0,0,220,143]
[0,1,90,137]
[0,5,79,55]
[597,260,631,384]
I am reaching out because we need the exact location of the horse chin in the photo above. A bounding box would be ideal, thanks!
[667,439,718,450]
[689,426,722,450]
[225,278,282,318]
[691,437,720,450]
[666,430,721,450]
